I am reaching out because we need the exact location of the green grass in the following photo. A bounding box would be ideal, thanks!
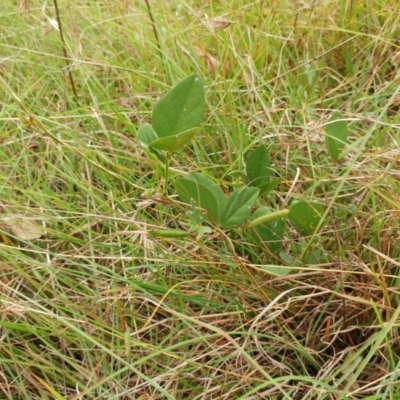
[1,0,400,398]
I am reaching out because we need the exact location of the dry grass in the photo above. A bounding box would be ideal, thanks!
[1,0,400,399]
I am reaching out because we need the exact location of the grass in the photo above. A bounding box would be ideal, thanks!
[1,0,400,398]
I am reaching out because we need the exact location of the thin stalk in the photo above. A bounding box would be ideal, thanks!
[164,155,169,195]
[143,0,164,63]
[53,0,79,104]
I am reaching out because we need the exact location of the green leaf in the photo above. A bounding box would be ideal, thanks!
[246,145,271,187]
[136,123,165,162]
[136,123,158,147]
[221,187,259,229]
[325,111,348,161]
[248,206,284,255]
[261,265,292,276]
[187,172,226,206]
[175,178,221,223]
[153,75,205,138]
[258,178,282,196]
[149,128,199,152]
[288,201,324,236]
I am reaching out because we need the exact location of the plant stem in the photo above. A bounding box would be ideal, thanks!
[164,155,169,195]
[143,0,164,63]
[246,209,289,229]
[53,0,79,104]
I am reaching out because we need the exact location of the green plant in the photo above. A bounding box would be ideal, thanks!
[136,74,205,193]
[175,172,259,229]
[138,75,325,268]
[244,144,282,196]
[4,2,399,397]
[325,111,348,161]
